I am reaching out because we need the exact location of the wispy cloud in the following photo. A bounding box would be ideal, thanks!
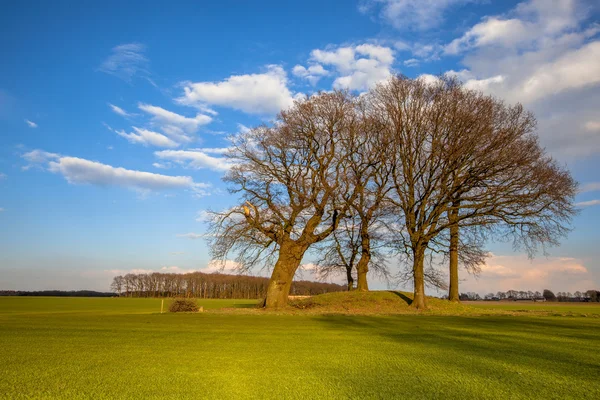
[0,208,4,212]
[152,162,171,169]
[576,199,600,208]
[154,149,234,172]
[0,172,6,180]
[98,43,149,82]
[116,127,179,148]
[21,149,211,196]
[108,103,133,117]
[580,182,600,193]
[138,103,212,143]
[360,0,479,31]
[176,233,205,239]
[25,119,38,128]
[22,149,60,170]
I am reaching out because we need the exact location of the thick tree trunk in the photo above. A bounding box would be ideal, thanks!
[411,244,427,309]
[448,203,460,302]
[356,254,370,291]
[346,267,354,291]
[263,242,305,309]
[356,229,371,291]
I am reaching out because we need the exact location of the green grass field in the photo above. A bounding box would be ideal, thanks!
[1,295,599,399]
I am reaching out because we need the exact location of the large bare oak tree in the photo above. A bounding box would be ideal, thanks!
[209,91,359,309]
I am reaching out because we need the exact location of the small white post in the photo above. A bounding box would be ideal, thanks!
[161,299,164,314]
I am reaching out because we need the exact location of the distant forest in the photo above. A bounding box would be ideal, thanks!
[109,271,345,299]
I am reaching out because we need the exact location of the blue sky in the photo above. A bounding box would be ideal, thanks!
[1,0,599,294]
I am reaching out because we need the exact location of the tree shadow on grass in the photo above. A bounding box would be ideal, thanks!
[311,314,600,381]
[389,291,412,305]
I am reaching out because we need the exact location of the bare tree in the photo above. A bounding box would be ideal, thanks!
[314,214,390,291]
[369,75,577,308]
[314,107,393,291]
[209,91,359,308]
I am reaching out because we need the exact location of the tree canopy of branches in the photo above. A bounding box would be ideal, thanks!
[367,76,577,308]
[209,91,360,308]
[208,75,577,310]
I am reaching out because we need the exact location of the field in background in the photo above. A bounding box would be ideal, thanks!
[0,296,257,315]
[1,296,599,399]
[466,301,600,314]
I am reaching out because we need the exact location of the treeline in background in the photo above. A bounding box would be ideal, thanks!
[109,271,345,299]
[458,289,600,302]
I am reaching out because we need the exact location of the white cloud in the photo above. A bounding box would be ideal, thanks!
[176,233,205,239]
[435,0,600,156]
[237,123,251,134]
[25,119,38,128]
[445,0,588,55]
[198,147,230,155]
[301,44,395,91]
[98,43,149,82]
[361,0,479,30]
[0,172,6,180]
[403,58,419,67]
[0,208,4,212]
[47,157,194,190]
[138,103,212,143]
[517,41,600,103]
[580,182,600,193]
[152,162,171,169]
[176,65,295,115]
[154,149,234,172]
[108,103,133,117]
[292,64,329,85]
[445,18,529,54]
[21,150,211,196]
[461,254,594,293]
[576,199,600,207]
[116,127,179,148]
[22,149,60,169]
[195,210,211,223]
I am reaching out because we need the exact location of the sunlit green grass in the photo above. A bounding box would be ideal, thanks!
[1,296,599,399]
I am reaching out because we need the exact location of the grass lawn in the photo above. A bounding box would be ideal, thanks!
[1,295,599,399]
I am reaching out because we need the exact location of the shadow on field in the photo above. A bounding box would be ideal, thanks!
[311,314,600,386]
[389,291,412,305]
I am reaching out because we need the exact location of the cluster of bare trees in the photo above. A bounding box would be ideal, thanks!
[109,272,344,298]
[209,75,577,309]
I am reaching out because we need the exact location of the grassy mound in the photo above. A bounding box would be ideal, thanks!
[288,290,476,315]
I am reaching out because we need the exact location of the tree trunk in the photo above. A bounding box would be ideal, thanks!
[448,202,460,302]
[263,242,306,309]
[356,254,370,291]
[346,267,354,291]
[411,244,427,309]
[356,228,371,291]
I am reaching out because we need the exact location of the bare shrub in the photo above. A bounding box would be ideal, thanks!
[169,299,199,313]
